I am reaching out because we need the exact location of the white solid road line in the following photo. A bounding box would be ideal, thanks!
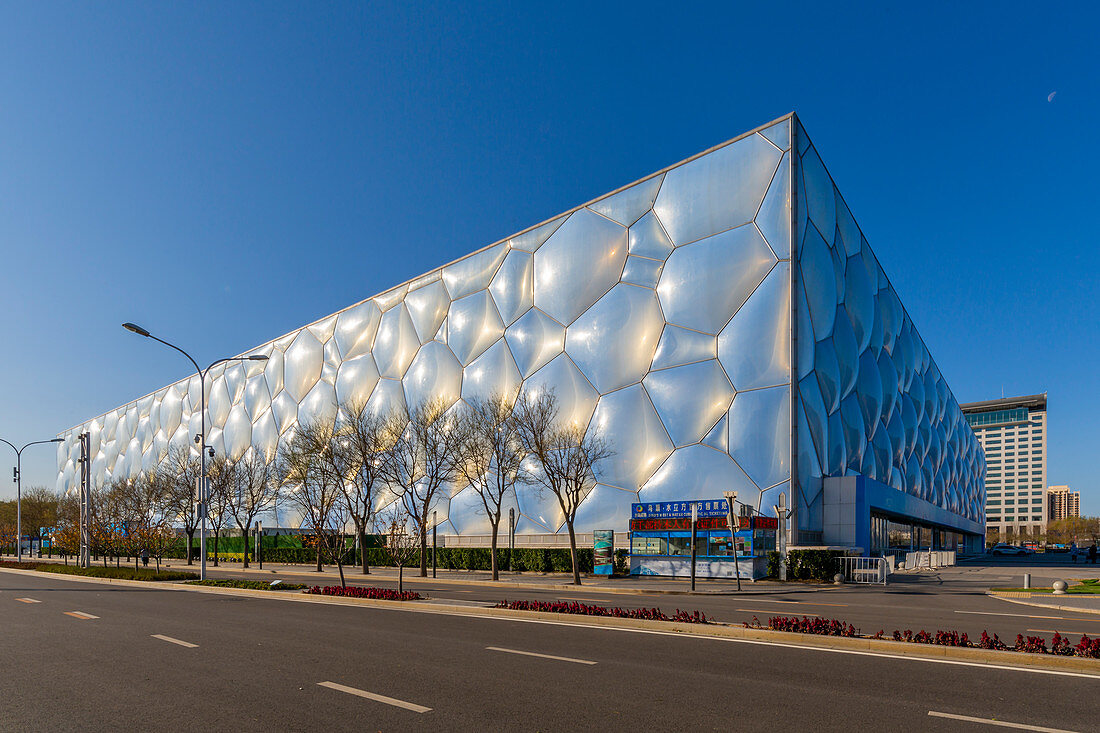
[486,646,598,665]
[1027,629,1088,636]
[15,598,41,603]
[317,681,431,713]
[738,609,819,617]
[928,711,1080,732]
[64,611,99,620]
[152,634,198,648]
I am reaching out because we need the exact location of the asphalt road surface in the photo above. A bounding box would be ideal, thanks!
[150,558,1100,643]
[2,571,1097,732]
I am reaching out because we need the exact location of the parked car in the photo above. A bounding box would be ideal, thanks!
[989,543,1032,556]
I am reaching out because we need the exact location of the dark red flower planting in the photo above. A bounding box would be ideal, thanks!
[742,616,1100,658]
[493,600,708,624]
[303,585,422,601]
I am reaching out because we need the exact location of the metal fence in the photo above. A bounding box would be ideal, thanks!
[902,550,957,570]
[836,556,888,585]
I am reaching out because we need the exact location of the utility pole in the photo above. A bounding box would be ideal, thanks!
[78,432,91,568]
[774,492,788,581]
[723,491,741,591]
[690,502,698,592]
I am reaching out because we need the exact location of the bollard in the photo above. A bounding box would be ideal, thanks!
[833,572,844,585]
[1053,580,1068,595]
[1023,573,1031,589]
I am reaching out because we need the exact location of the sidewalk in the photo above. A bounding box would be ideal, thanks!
[15,554,835,595]
[989,591,1100,616]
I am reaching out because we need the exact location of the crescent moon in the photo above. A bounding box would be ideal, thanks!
[1048,91,1057,102]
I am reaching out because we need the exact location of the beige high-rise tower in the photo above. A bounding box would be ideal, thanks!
[1047,485,1081,522]
[960,394,1047,541]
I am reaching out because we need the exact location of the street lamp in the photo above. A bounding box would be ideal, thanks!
[123,322,268,580]
[0,437,64,561]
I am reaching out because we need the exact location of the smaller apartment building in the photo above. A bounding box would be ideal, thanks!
[1047,485,1081,522]
[960,394,1047,541]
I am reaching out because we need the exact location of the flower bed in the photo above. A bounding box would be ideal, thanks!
[746,616,1100,658]
[303,585,422,601]
[494,599,708,624]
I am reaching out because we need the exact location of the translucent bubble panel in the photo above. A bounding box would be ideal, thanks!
[505,307,565,378]
[57,114,981,546]
[653,131,782,246]
[657,224,776,334]
[718,262,790,390]
[589,384,673,491]
[448,290,504,366]
[565,284,663,394]
[534,209,627,325]
[644,359,734,447]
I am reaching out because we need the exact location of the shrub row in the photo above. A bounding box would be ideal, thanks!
[198,547,598,573]
[35,564,198,581]
[747,616,1100,658]
[494,599,709,624]
[0,560,41,570]
[185,578,307,591]
[303,585,422,601]
[766,550,846,581]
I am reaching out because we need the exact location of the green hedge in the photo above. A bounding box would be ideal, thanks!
[192,546,596,573]
[35,563,198,581]
[768,549,844,581]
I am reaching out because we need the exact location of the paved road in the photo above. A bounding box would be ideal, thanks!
[2,571,1097,732]
[129,557,1100,643]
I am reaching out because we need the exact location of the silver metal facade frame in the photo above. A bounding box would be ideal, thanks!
[55,113,984,538]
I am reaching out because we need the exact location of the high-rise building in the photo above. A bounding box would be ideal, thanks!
[961,394,1047,541]
[1047,485,1081,522]
[56,114,987,559]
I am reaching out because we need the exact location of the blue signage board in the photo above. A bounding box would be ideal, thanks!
[631,500,729,520]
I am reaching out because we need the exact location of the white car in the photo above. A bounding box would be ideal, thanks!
[989,543,1030,556]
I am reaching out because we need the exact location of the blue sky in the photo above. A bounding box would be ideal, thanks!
[1,2,1096,512]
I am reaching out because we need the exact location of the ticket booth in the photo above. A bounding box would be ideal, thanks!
[628,500,777,579]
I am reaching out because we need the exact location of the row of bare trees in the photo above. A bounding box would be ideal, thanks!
[278,388,612,586]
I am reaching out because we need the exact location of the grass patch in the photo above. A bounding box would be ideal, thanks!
[993,584,1100,594]
[35,564,197,581]
[186,578,307,591]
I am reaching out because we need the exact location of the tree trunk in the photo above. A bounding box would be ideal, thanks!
[566,520,580,585]
[398,562,404,594]
[213,534,219,566]
[359,528,370,575]
[419,521,428,577]
[242,525,249,569]
[315,544,322,571]
[156,556,161,572]
[490,520,500,581]
[185,529,195,565]
[336,550,346,589]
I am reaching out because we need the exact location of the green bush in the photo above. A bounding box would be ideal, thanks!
[186,578,307,590]
[35,564,198,581]
[785,549,844,581]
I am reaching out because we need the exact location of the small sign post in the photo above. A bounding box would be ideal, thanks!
[690,502,698,591]
[723,491,741,591]
[593,530,614,576]
[773,493,787,581]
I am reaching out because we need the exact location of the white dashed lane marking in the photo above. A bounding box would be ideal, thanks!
[317,681,431,713]
[486,646,597,665]
[64,611,99,620]
[152,634,198,648]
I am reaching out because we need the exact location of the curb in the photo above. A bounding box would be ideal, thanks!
[988,592,1100,617]
[4,567,1097,674]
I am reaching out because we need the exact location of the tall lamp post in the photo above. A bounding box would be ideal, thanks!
[122,322,268,581]
[1,437,64,561]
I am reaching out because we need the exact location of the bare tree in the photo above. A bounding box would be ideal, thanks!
[457,393,526,580]
[205,456,233,566]
[514,389,613,585]
[226,449,279,568]
[279,421,354,587]
[380,398,465,578]
[162,445,202,565]
[336,400,395,574]
[378,503,419,594]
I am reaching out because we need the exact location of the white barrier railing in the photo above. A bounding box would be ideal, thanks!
[903,550,957,570]
[836,556,887,585]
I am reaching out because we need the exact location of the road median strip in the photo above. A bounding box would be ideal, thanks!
[2,565,1097,674]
